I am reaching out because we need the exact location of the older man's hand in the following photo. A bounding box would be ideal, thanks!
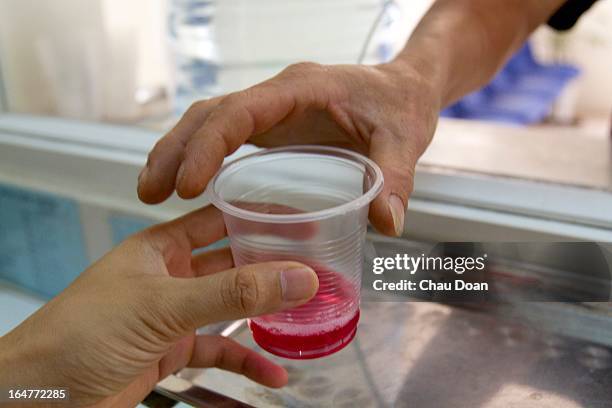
[137,62,440,236]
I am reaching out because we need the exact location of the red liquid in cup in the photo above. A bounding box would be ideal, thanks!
[250,266,360,359]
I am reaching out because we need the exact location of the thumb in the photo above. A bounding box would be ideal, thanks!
[167,261,319,330]
[368,129,418,237]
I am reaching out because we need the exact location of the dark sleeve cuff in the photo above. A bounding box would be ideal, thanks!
[548,0,598,31]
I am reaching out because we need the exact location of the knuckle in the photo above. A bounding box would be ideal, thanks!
[220,90,245,107]
[221,268,260,315]
[138,279,190,340]
[151,137,173,156]
[185,100,207,117]
[149,137,180,165]
[146,142,164,164]
[282,61,323,78]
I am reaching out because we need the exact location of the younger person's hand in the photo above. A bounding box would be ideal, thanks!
[0,206,318,407]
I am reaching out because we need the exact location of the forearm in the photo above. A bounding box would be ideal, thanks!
[0,332,42,389]
[390,0,566,106]
[0,334,42,407]
[0,318,63,396]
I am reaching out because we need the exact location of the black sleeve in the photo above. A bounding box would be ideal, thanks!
[548,0,598,31]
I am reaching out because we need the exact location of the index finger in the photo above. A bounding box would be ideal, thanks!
[174,81,298,199]
[189,335,288,388]
[146,205,226,251]
[138,97,223,204]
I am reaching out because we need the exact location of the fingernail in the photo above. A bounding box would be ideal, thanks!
[280,266,317,301]
[388,194,405,237]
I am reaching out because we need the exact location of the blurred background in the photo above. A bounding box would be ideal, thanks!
[0,0,408,122]
[0,0,610,128]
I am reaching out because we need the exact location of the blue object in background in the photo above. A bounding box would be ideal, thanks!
[194,238,230,254]
[0,184,89,298]
[109,214,155,245]
[442,43,580,125]
[0,185,231,299]
[109,213,229,253]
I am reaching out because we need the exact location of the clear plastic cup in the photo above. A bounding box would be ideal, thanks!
[208,146,383,359]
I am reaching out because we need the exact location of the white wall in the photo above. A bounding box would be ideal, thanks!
[0,0,170,122]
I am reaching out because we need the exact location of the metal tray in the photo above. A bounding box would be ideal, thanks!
[155,237,612,407]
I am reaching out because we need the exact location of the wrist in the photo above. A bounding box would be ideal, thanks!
[0,335,25,387]
[377,58,444,111]
[0,329,53,389]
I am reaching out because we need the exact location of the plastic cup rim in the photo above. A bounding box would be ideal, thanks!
[207,145,384,224]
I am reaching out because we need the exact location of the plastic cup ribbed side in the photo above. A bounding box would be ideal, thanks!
[208,146,383,359]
